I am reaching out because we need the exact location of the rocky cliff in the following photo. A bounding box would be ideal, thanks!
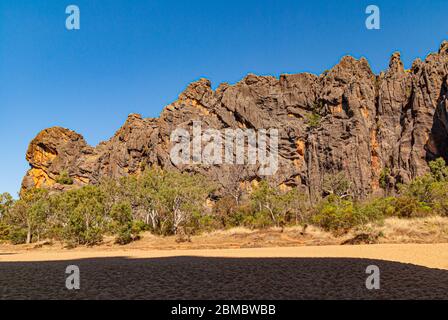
[22,42,448,200]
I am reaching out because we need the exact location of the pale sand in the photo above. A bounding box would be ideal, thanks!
[1,243,448,269]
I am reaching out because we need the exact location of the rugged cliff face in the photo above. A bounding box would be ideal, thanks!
[22,42,448,200]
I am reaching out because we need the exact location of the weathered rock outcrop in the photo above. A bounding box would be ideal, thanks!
[22,42,448,200]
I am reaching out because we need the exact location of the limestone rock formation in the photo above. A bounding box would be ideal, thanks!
[22,42,448,200]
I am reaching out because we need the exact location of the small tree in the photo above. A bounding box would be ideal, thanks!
[110,201,135,244]
[379,167,392,195]
[398,174,435,206]
[59,186,106,246]
[0,193,14,218]
[6,188,50,244]
[0,193,14,240]
[213,195,240,228]
[156,171,214,236]
[250,181,308,228]
[136,168,164,231]
[429,158,448,182]
[322,172,353,199]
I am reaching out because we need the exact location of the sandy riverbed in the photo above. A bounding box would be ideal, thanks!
[0,243,447,299]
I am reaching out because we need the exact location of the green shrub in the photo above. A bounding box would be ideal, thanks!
[311,196,389,235]
[194,213,220,233]
[430,181,448,216]
[429,158,448,182]
[0,221,10,241]
[393,196,432,218]
[358,197,395,220]
[9,228,27,245]
[396,159,448,217]
[312,196,356,234]
[224,205,248,228]
[307,113,321,128]
[379,167,392,191]
[242,211,273,229]
[56,171,74,185]
[110,201,138,245]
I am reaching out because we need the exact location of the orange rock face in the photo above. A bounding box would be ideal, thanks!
[22,42,448,200]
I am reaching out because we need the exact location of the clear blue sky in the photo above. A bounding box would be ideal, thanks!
[1,0,447,197]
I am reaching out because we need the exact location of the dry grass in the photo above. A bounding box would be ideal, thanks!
[1,217,447,253]
[374,216,448,244]
[204,227,254,236]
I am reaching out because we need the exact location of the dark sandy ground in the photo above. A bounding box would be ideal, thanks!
[0,255,447,300]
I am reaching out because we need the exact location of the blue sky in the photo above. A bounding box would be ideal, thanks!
[1,0,447,197]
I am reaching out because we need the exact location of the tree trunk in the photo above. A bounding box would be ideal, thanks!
[26,225,32,244]
[265,205,277,227]
[145,213,150,225]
